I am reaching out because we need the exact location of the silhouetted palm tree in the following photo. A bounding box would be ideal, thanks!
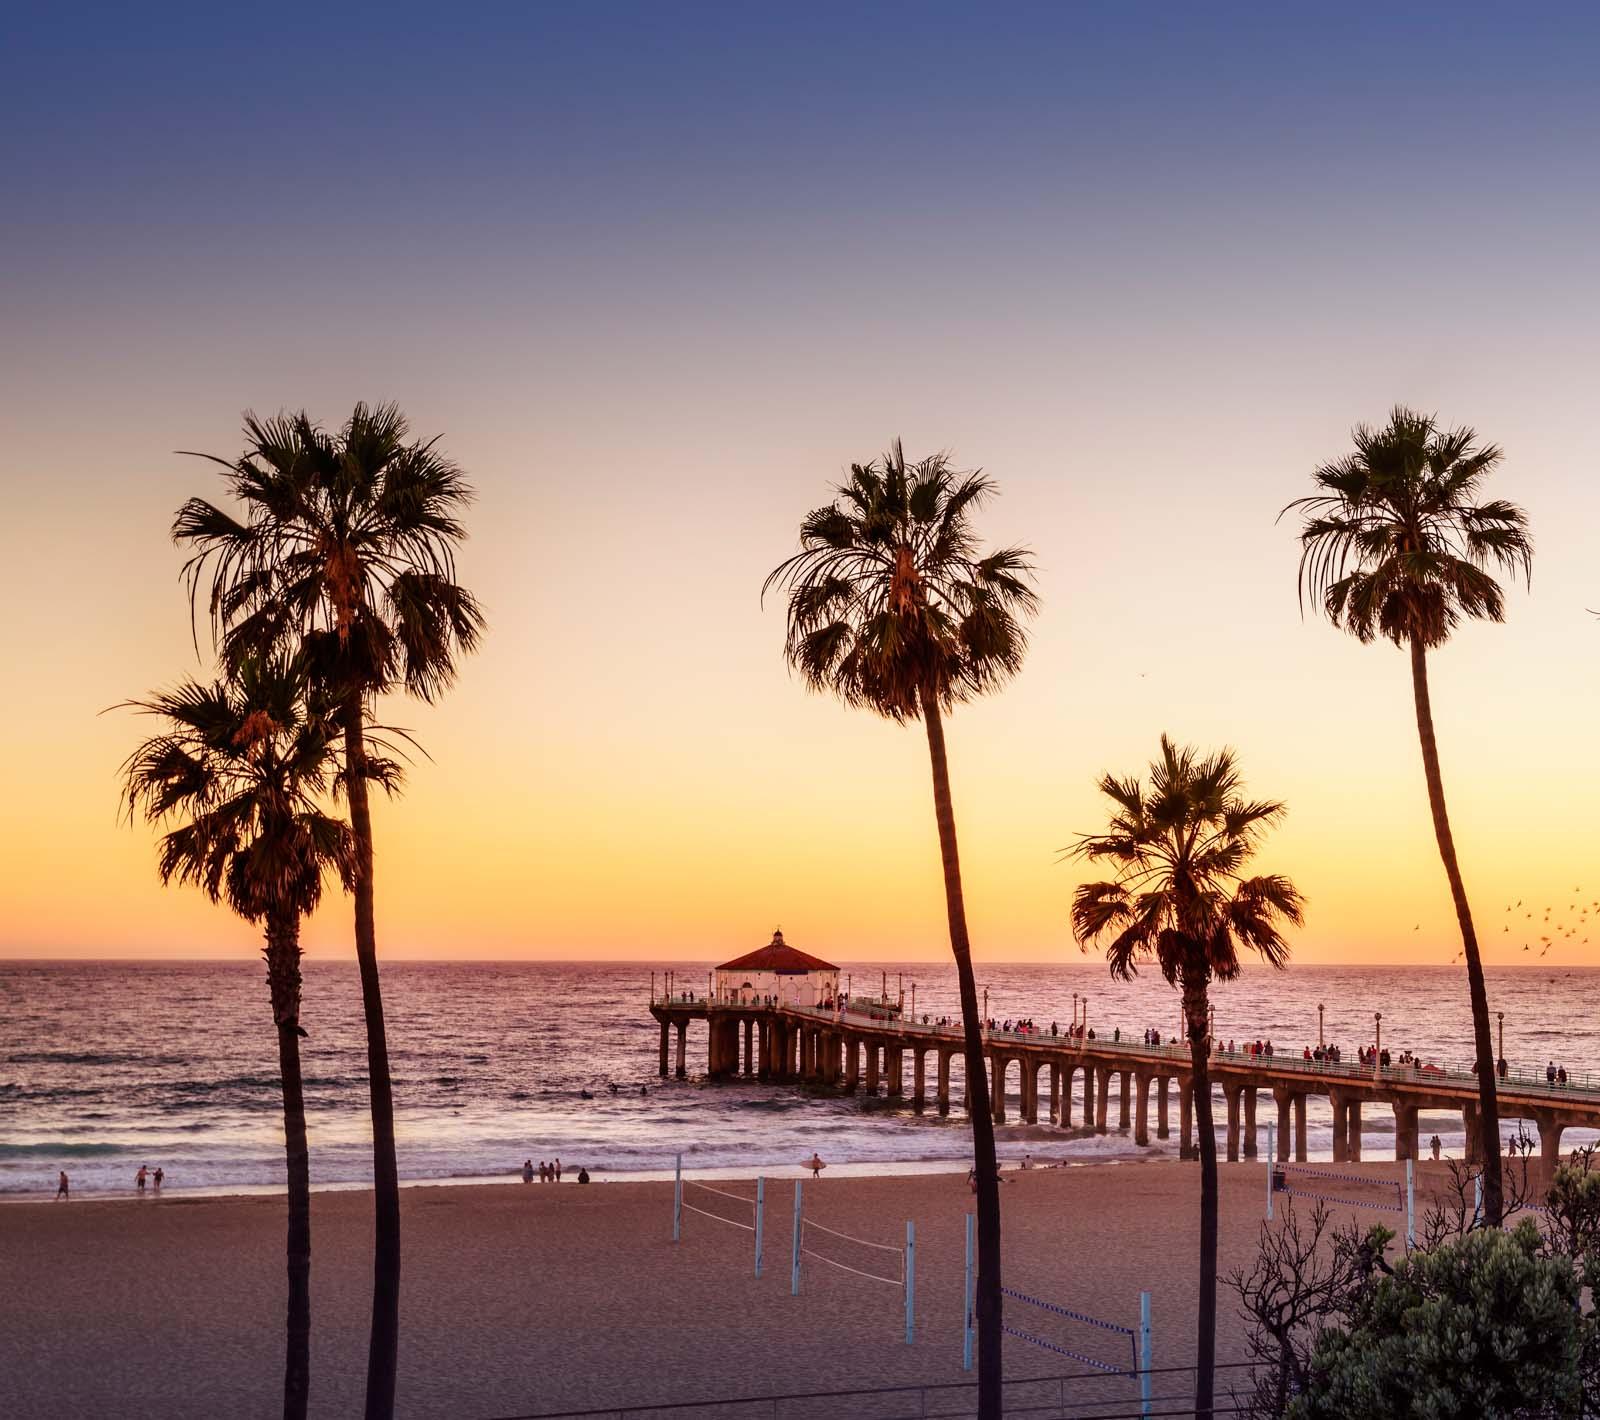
[172,403,484,1418]
[765,441,1036,1419]
[1284,406,1530,1226]
[1070,737,1302,1420]
[121,655,358,1420]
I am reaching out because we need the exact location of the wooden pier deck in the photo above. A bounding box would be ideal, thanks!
[649,996,1600,1169]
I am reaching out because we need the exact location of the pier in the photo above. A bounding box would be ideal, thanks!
[648,994,1600,1170]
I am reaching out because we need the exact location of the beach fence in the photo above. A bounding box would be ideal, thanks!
[788,1178,915,1344]
[964,1215,1155,1417]
[673,1154,765,1277]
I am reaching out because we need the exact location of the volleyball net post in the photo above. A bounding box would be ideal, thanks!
[755,1177,765,1277]
[1266,1122,1276,1219]
[673,1153,682,1242]
[963,1212,975,1372]
[904,1220,916,1345]
[791,1179,803,1296]
[1139,1289,1153,1418]
[1406,1158,1415,1249]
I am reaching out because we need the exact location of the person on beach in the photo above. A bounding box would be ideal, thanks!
[806,1152,825,1178]
[56,1171,69,1200]
[1431,1135,1442,1161]
[135,1165,147,1194]
[555,1157,563,1181]
[522,1159,534,1184]
[538,1161,548,1182]
[153,1167,163,1191]
[577,1167,590,1184]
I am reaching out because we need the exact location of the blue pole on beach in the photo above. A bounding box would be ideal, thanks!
[1139,1290,1153,1417]
[791,1179,804,1296]
[962,1212,975,1371]
[673,1153,681,1243]
[1406,1158,1415,1249]
[755,1177,765,1276]
[904,1220,915,1345]
[1266,1121,1275,1219]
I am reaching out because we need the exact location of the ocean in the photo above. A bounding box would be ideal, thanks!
[3,959,1596,1197]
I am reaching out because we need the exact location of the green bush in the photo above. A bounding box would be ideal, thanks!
[1290,1221,1582,1419]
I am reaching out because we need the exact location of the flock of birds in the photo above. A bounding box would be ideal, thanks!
[1414,888,1594,963]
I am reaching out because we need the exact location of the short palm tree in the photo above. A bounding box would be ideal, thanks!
[765,441,1036,1419]
[122,655,357,1420]
[1070,738,1303,1420]
[1284,406,1531,1226]
[172,403,484,1418]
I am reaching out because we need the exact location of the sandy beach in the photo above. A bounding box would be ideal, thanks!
[2,1159,1439,1418]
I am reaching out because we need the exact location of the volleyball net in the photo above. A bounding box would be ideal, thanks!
[672,1156,765,1276]
[789,1179,915,1343]
[999,1286,1141,1376]
[1273,1163,1404,1214]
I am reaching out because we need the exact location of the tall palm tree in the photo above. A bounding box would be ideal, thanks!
[1070,737,1303,1420]
[121,655,358,1420]
[172,403,484,1418]
[1284,406,1531,1226]
[765,441,1036,1419]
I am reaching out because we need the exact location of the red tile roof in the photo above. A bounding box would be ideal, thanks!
[717,930,838,974]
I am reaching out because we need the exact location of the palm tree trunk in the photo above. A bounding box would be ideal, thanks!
[1182,971,1217,1420]
[1409,635,1502,1225]
[921,683,1003,1420]
[344,696,402,1418]
[267,915,311,1420]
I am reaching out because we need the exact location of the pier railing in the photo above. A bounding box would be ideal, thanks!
[656,995,1600,1106]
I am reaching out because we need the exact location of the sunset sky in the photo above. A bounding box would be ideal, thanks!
[4,4,1598,966]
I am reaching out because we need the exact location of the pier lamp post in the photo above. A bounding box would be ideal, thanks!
[1317,1002,1324,1050]
[983,987,989,1031]
[910,984,916,1022]
[1498,1010,1504,1064]
[1374,1012,1382,1077]
[1072,992,1079,1032]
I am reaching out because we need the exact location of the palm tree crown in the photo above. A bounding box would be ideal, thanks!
[121,654,359,1016]
[173,402,485,701]
[1070,736,1304,986]
[762,440,1037,720]
[1283,405,1531,648]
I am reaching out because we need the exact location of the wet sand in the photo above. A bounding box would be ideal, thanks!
[3,1160,1426,1418]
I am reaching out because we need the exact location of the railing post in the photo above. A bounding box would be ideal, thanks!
[1140,1289,1153,1418]
[791,1179,804,1295]
[673,1152,681,1242]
